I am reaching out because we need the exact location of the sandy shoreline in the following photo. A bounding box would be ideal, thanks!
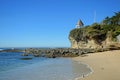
[73,50,120,80]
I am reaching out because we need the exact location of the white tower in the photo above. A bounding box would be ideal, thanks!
[76,19,84,28]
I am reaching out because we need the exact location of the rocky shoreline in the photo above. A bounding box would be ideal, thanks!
[22,48,95,58]
[1,47,120,58]
[22,47,120,58]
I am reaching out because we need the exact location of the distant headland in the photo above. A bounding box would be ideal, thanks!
[69,11,120,50]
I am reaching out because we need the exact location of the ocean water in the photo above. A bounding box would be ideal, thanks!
[0,52,92,80]
[0,52,46,72]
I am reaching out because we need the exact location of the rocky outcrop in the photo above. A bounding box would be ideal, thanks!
[69,36,101,49]
[69,32,120,49]
[69,12,120,49]
[22,48,95,58]
[117,34,120,42]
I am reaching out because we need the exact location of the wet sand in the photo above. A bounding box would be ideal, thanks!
[73,50,120,80]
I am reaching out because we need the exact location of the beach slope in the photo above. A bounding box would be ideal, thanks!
[73,50,120,80]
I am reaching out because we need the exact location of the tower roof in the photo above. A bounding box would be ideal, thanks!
[77,19,84,26]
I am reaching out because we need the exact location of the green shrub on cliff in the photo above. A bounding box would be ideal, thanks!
[69,11,120,42]
[69,28,84,42]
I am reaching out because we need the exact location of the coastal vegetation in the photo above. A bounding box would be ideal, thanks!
[69,11,120,42]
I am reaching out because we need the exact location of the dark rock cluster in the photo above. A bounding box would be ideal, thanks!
[22,48,95,58]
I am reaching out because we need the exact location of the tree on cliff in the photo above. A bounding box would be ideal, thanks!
[102,12,120,25]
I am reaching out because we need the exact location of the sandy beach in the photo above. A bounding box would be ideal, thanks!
[73,50,120,80]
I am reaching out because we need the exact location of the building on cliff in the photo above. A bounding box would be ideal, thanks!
[76,19,84,28]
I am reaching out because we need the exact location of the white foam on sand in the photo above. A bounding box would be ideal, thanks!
[74,61,93,80]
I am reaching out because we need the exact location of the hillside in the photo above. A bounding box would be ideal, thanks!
[69,12,120,49]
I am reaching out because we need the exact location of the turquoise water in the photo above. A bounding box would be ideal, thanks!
[0,52,92,80]
[0,52,47,72]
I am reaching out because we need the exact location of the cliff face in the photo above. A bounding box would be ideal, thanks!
[69,28,120,49]
[117,35,120,42]
[69,34,120,49]
[69,36,98,49]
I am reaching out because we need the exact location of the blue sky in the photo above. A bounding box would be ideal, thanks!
[0,0,120,48]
